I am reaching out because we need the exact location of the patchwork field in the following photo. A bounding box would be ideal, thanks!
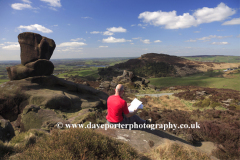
[149,69,240,91]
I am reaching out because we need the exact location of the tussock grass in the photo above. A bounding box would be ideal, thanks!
[14,128,139,160]
[147,140,212,160]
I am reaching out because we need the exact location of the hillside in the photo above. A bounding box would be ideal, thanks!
[99,53,240,78]
[183,55,240,63]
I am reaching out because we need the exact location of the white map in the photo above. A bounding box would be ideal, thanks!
[128,98,144,113]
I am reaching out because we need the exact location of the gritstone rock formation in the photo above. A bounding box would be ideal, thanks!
[1,32,109,137]
[6,32,56,80]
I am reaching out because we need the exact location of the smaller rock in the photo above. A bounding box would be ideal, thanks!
[196,91,207,96]
[144,79,150,84]
[148,84,156,90]
[82,82,89,86]
[222,99,233,103]
[122,70,128,77]
[0,119,15,142]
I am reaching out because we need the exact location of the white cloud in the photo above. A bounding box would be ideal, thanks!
[131,24,135,27]
[56,47,83,52]
[103,31,114,36]
[0,44,4,46]
[81,17,92,19]
[22,0,31,3]
[58,42,87,47]
[99,46,108,48]
[194,31,200,33]
[194,3,235,24]
[141,39,151,44]
[18,24,53,33]
[53,24,58,27]
[132,37,141,39]
[185,39,197,42]
[102,27,127,36]
[237,34,240,38]
[211,42,228,45]
[222,17,240,25]
[185,47,192,48]
[197,35,232,40]
[40,0,61,7]
[90,31,102,34]
[138,3,236,29]
[2,42,20,50]
[102,36,131,43]
[143,48,148,50]
[130,43,134,44]
[70,38,84,42]
[107,27,126,33]
[154,40,162,43]
[1,38,6,40]
[11,3,33,10]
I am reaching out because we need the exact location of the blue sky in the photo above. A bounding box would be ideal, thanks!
[0,0,239,60]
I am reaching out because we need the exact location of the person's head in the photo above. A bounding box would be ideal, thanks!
[115,84,124,96]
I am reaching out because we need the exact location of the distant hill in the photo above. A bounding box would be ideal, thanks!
[99,53,240,79]
[182,55,240,63]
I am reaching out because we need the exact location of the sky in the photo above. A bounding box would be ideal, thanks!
[0,0,239,60]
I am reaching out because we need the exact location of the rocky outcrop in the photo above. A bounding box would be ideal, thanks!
[98,70,152,91]
[6,32,56,80]
[0,75,109,131]
[18,32,55,65]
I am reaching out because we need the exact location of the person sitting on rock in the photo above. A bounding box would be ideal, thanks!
[106,84,151,128]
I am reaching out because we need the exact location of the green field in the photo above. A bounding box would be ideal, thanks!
[149,70,240,91]
[183,55,240,63]
[57,68,99,79]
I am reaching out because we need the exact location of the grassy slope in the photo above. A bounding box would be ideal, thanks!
[0,79,9,85]
[149,71,240,91]
[183,55,240,63]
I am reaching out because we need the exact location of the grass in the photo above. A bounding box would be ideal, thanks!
[147,140,212,160]
[183,55,240,63]
[149,70,240,91]
[57,68,98,78]
[0,79,9,85]
[10,128,139,160]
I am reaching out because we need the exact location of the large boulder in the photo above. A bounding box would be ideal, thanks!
[0,119,15,142]
[18,32,56,65]
[6,59,54,80]
[0,76,108,125]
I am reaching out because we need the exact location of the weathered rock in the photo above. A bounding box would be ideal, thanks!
[7,59,54,80]
[82,81,89,86]
[0,76,108,124]
[21,105,69,131]
[144,79,150,84]
[128,71,134,79]
[122,70,128,77]
[0,119,15,142]
[222,99,233,104]
[196,91,207,96]
[110,82,117,88]
[99,81,110,89]
[149,84,156,90]
[18,32,56,65]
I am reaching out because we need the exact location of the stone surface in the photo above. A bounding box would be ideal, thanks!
[0,119,15,142]
[18,32,56,65]
[21,105,70,131]
[6,59,54,80]
[0,76,109,124]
